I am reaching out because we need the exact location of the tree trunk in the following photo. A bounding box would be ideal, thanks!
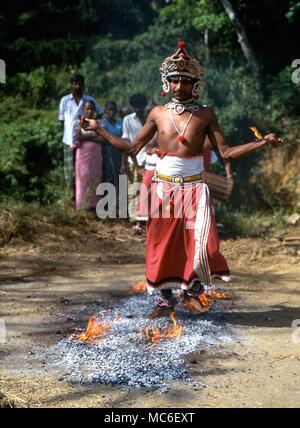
[204,27,210,64]
[220,0,263,91]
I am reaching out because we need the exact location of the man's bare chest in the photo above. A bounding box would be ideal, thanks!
[156,110,209,138]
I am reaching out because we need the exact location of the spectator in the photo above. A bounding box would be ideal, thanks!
[75,100,102,211]
[58,74,103,201]
[120,106,132,119]
[122,93,148,234]
[101,101,125,200]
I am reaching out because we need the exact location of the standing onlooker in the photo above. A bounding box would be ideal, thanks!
[120,106,132,120]
[75,100,103,211]
[58,74,103,200]
[101,101,124,198]
[122,93,148,233]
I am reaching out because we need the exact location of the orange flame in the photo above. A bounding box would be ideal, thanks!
[145,325,162,344]
[75,316,111,344]
[183,290,227,313]
[165,311,183,338]
[249,126,263,140]
[184,295,211,312]
[130,280,147,294]
[145,312,182,344]
[206,289,227,300]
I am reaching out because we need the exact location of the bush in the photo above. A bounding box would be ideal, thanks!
[5,37,89,73]
[0,114,64,204]
[7,66,71,108]
[267,66,300,120]
[218,205,287,238]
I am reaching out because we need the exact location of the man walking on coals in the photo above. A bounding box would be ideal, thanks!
[81,41,284,318]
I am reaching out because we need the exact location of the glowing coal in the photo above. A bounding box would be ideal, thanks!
[47,292,235,392]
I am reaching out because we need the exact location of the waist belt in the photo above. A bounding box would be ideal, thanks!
[155,172,203,184]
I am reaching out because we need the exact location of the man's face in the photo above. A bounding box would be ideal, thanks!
[106,105,117,120]
[72,80,83,95]
[169,75,194,101]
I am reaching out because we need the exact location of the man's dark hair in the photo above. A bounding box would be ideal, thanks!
[129,93,147,109]
[70,74,85,84]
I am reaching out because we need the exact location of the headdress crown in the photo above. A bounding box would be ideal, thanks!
[160,41,204,81]
[160,42,204,98]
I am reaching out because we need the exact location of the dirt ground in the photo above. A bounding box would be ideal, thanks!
[0,221,300,408]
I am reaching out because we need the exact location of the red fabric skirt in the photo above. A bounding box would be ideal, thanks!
[207,212,230,276]
[146,181,212,292]
[145,180,230,292]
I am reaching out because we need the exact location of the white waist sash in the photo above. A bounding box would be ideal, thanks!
[156,155,204,177]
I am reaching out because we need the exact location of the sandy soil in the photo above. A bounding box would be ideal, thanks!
[0,222,300,408]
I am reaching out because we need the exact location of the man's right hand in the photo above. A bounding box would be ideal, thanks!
[264,133,284,147]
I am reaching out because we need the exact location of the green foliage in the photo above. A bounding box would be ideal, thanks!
[159,0,229,34]
[218,205,287,238]
[0,0,299,212]
[199,64,269,209]
[192,0,229,32]
[159,0,237,59]
[0,0,159,73]
[4,37,89,73]
[0,114,64,204]
[267,66,300,119]
[6,66,71,108]
[80,19,198,105]
[0,96,28,124]
[286,0,300,21]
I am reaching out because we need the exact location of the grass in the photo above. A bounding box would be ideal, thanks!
[0,199,92,245]
[213,205,291,238]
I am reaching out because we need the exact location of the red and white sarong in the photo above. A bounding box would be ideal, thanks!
[203,149,230,277]
[146,152,213,293]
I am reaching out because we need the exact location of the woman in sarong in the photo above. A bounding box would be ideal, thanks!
[75,100,102,211]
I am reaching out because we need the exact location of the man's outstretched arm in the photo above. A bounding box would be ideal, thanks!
[81,110,157,158]
[207,109,284,161]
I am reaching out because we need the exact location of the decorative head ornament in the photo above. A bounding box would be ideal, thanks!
[160,41,205,98]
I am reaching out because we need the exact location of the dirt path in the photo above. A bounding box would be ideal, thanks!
[0,224,300,408]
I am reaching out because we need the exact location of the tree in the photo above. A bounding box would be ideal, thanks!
[192,0,230,63]
[220,0,263,90]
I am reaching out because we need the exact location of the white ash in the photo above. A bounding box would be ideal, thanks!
[50,294,235,392]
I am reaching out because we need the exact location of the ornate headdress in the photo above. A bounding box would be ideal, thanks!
[160,41,205,98]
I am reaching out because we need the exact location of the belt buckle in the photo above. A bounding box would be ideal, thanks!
[172,174,184,184]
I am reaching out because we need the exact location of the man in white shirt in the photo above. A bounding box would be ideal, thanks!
[122,93,148,233]
[58,74,103,199]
